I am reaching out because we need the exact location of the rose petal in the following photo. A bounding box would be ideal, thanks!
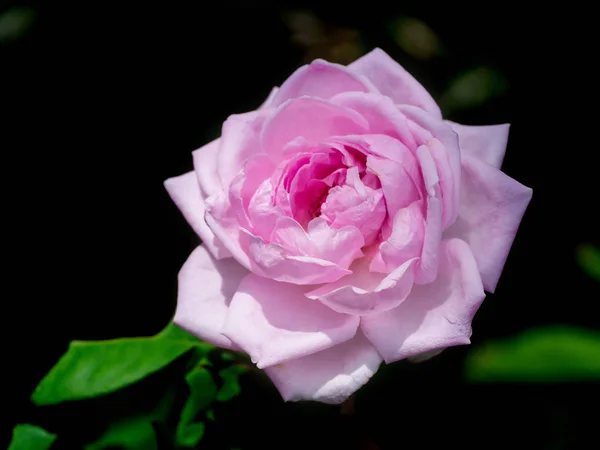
[240,229,352,285]
[331,92,417,150]
[222,274,359,368]
[443,155,532,292]
[264,331,382,404]
[371,200,425,273]
[361,239,485,363]
[164,172,231,259]
[173,245,248,349]
[217,109,270,189]
[447,121,510,169]
[260,97,369,156]
[271,59,374,107]
[204,192,253,269]
[348,48,441,119]
[400,104,461,229]
[307,257,417,316]
[414,145,443,284]
[260,86,279,109]
[192,138,222,198]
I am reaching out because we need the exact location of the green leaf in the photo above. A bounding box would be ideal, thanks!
[85,382,177,450]
[8,424,56,450]
[576,243,600,282]
[0,6,36,43]
[465,326,600,382]
[85,416,157,450]
[176,367,218,447]
[32,324,213,405]
[217,365,247,402]
[439,66,509,114]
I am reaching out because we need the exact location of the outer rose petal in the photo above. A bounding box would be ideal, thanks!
[222,274,359,368]
[260,86,279,109]
[173,245,248,349]
[192,138,221,198]
[307,257,417,316]
[264,331,382,404]
[271,59,373,107]
[260,97,369,156]
[447,121,510,169]
[218,110,270,189]
[348,48,441,119]
[361,239,485,363]
[443,155,532,292]
[164,172,231,259]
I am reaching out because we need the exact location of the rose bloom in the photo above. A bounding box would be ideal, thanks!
[164,48,532,403]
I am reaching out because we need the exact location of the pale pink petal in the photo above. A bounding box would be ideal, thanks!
[348,48,441,118]
[217,110,270,189]
[265,331,382,404]
[371,201,425,273]
[222,274,359,368]
[443,155,532,292]
[271,59,373,107]
[260,97,368,156]
[414,145,443,284]
[192,138,222,198]
[361,239,485,363]
[259,86,279,109]
[240,229,352,285]
[227,153,277,230]
[307,257,417,316]
[164,172,231,259]
[174,245,248,349]
[331,92,417,150]
[271,216,364,268]
[204,192,253,270]
[399,104,461,229]
[366,154,421,220]
[447,121,510,169]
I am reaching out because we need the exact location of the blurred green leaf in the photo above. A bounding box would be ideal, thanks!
[85,417,157,450]
[576,243,600,281]
[175,367,218,447]
[439,66,509,114]
[217,364,247,402]
[465,326,600,382]
[8,424,56,450]
[32,324,213,405]
[85,381,177,449]
[389,16,442,60]
[0,7,36,43]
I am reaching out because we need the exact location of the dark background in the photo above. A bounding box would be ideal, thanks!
[4,2,599,449]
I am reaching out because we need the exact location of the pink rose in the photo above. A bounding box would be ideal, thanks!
[164,48,532,404]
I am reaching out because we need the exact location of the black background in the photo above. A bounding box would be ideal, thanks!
[4,2,599,449]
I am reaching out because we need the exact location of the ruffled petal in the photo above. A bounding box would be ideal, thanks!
[307,257,417,315]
